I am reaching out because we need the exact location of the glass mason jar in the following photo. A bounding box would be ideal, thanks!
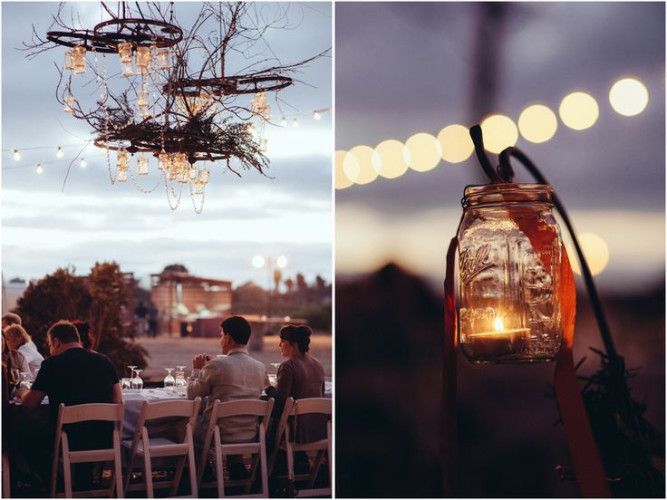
[457,183,563,364]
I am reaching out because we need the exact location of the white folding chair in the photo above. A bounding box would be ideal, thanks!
[50,402,124,498]
[198,398,274,498]
[283,398,332,498]
[122,397,201,498]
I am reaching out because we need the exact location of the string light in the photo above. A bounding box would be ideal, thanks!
[280,116,287,127]
[13,149,21,160]
[56,146,64,158]
[313,111,321,120]
[80,157,87,168]
[293,118,300,128]
[337,75,649,189]
[36,164,43,174]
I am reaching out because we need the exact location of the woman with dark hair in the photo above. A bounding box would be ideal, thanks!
[266,324,326,444]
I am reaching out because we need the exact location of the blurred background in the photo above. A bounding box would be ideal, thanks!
[335,2,664,497]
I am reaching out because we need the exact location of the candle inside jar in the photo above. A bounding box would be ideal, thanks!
[468,317,530,359]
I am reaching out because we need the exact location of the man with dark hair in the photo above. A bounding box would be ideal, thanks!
[187,315,266,478]
[15,320,122,486]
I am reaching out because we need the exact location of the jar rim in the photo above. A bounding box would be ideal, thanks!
[462,183,554,208]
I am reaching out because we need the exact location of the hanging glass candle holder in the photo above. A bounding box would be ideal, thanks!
[135,46,151,74]
[457,183,563,364]
[71,45,86,75]
[156,47,172,70]
[117,151,129,171]
[117,169,128,182]
[63,49,75,71]
[137,156,149,175]
[192,179,205,195]
[198,167,210,184]
[63,94,77,113]
[158,150,170,170]
[118,42,133,64]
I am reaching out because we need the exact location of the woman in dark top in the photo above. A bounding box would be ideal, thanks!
[266,325,326,444]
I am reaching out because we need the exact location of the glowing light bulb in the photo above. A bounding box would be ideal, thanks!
[293,118,299,128]
[12,149,21,161]
[80,158,87,168]
[56,146,64,158]
[280,116,287,127]
[494,318,504,332]
[313,111,321,120]
[36,164,43,174]
[276,255,288,268]
[609,77,649,117]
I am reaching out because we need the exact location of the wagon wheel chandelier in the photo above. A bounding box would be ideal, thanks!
[25,2,321,213]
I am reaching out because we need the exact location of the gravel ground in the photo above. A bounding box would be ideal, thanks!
[135,333,332,382]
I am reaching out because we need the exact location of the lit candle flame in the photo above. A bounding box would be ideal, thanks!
[494,317,504,332]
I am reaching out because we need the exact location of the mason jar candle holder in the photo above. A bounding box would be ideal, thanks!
[457,183,563,364]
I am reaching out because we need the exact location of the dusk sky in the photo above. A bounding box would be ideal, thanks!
[1,1,332,290]
[335,2,665,294]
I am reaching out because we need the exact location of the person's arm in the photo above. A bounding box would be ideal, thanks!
[19,388,46,410]
[187,354,211,399]
[111,382,123,403]
[267,363,293,403]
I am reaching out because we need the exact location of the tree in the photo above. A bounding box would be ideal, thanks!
[14,266,90,354]
[12,262,147,376]
[88,262,147,375]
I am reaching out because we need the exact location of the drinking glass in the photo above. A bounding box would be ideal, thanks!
[174,366,187,395]
[164,368,175,392]
[121,378,132,391]
[132,369,143,390]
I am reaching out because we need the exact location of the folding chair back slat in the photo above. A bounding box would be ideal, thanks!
[50,402,124,499]
[199,398,274,498]
[123,397,201,498]
[283,397,332,498]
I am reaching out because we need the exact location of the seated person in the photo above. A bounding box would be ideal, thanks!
[266,324,326,444]
[187,316,266,479]
[16,320,122,486]
[2,332,30,388]
[3,324,43,378]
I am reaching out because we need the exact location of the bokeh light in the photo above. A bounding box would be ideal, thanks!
[335,150,354,189]
[567,232,610,276]
[518,104,558,143]
[405,132,442,172]
[251,255,265,268]
[609,77,649,116]
[559,91,599,130]
[437,124,474,163]
[344,145,380,185]
[480,114,518,153]
[375,139,409,179]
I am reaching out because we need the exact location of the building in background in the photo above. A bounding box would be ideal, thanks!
[150,264,232,337]
[1,276,27,315]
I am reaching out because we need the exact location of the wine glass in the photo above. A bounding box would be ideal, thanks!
[121,378,132,391]
[164,368,175,392]
[131,369,143,390]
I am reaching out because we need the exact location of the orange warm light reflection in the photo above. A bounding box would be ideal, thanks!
[559,92,599,130]
[518,105,558,143]
[438,124,474,163]
[375,139,409,179]
[567,233,610,276]
[480,114,518,154]
[609,77,649,117]
[405,133,442,172]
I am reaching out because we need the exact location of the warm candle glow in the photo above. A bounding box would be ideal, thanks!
[494,317,504,332]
